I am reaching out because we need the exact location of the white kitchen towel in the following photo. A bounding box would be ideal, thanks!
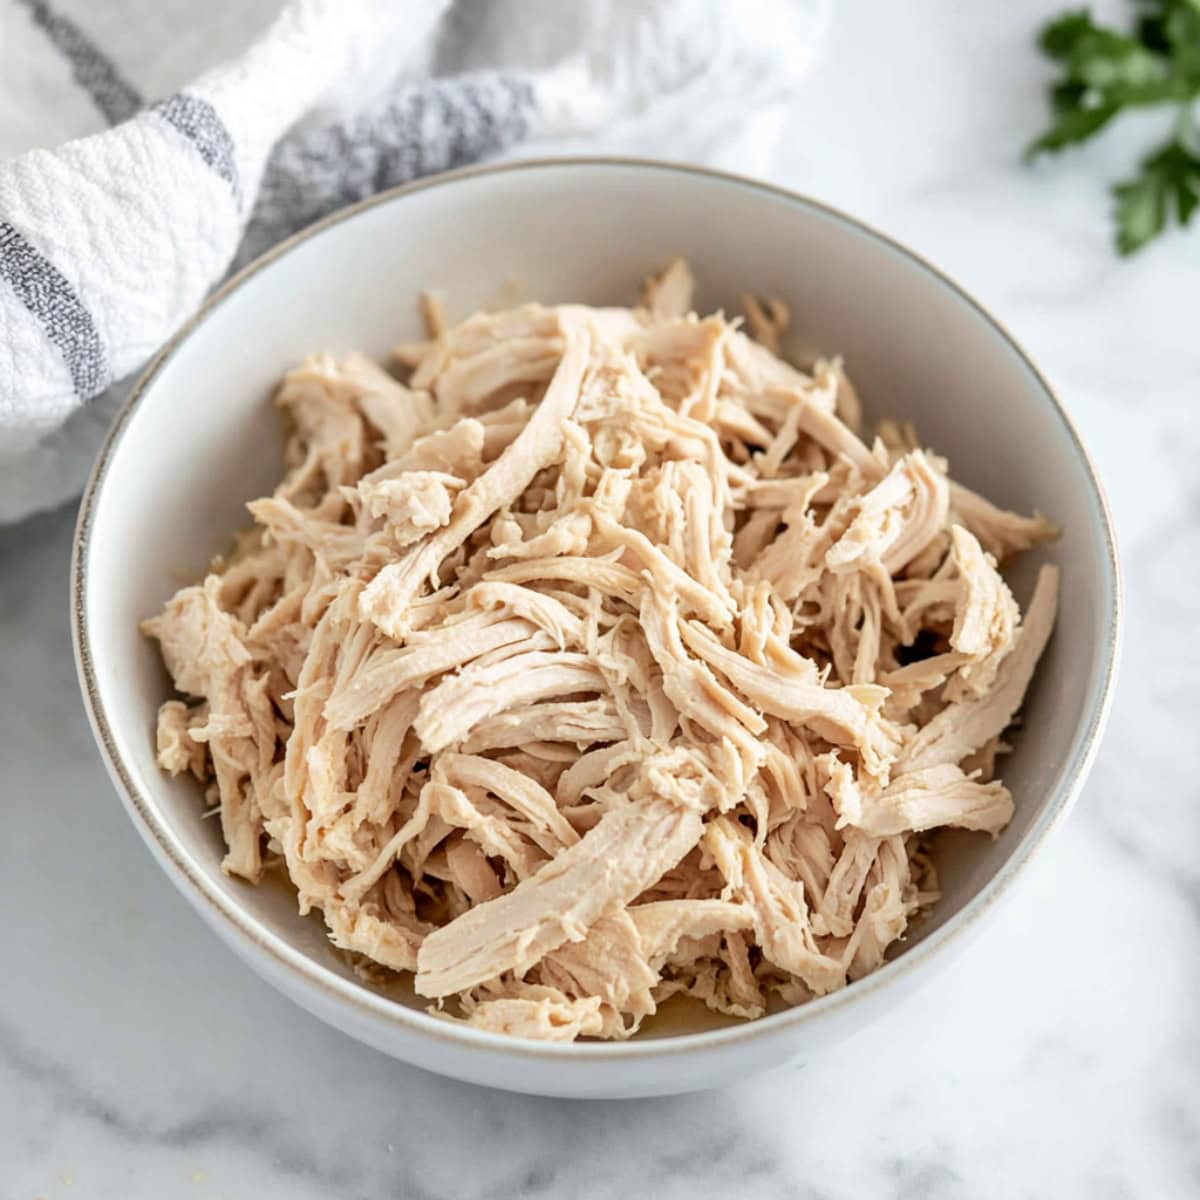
[0,0,830,523]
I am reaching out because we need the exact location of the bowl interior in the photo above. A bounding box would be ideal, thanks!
[80,160,1116,1040]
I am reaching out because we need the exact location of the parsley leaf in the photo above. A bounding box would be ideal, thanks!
[1164,0,1200,76]
[1114,139,1200,253]
[1028,1,1200,252]
[1027,97,1121,156]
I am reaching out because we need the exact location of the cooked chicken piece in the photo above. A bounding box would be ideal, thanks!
[639,589,766,774]
[825,753,1013,837]
[352,692,421,825]
[462,580,585,648]
[678,617,899,781]
[461,989,605,1041]
[725,333,817,413]
[539,910,659,1030]
[427,779,547,880]
[537,896,758,1034]
[594,513,735,629]
[330,352,435,459]
[437,337,562,415]
[722,928,768,1016]
[360,329,590,638]
[741,293,790,357]
[950,481,1058,562]
[274,356,372,494]
[323,616,538,730]
[143,577,268,881]
[879,652,968,711]
[901,565,1059,773]
[154,700,208,779]
[460,699,627,755]
[818,831,883,939]
[146,261,1059,1042]
[555,741,642,808]
[766,813,835,905]
[827,359,863,434]
[357,471,461,547]
[961,733,1010,783]
[826,451,949,580]
[411,303,559,387]
[415,793,704,998]
[703,817,845,995]
[642,257,695,322]
[444,834,503,905]
[868,765,1013,837]
[375,417,487,482]
[246,496,367,571]
[413,651,607,754]
[944,524,1019,701]
[844,835,912,980]
[324,894,429,972]
[418,290,448,338]
[772,386,881,475]
[434,753,579,854]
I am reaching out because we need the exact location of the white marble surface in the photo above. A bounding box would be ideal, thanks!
[3,1,1198,1195]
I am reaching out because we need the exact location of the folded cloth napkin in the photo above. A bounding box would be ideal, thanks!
[0,0,830,523]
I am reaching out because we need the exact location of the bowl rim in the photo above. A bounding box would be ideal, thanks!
[71,155,1123,1062]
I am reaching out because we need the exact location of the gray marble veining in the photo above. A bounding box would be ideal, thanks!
[3,1,1199,1195]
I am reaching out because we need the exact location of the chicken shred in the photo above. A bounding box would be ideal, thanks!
[144,263,1058,1041]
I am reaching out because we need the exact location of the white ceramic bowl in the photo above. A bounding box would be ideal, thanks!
[73,159,1120,1099]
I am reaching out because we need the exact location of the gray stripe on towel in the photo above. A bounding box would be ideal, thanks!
[15,0,143,125]
[237,72,537,267]
[153,94,241,204]
[0,221,109,400]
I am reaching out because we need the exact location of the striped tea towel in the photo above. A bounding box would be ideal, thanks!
[0,0,831,523]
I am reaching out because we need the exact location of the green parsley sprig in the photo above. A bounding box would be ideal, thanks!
[1027,1,1200,254]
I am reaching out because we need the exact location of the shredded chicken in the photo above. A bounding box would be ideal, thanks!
[144,261,1058,1041]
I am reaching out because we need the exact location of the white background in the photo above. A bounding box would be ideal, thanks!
[2,1,1198,1195]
